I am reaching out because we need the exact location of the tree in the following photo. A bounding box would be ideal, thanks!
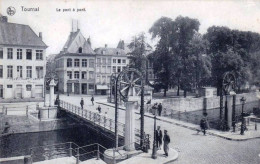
[149,17,174,97]
[170,16,201,97]
[127,32,152,74]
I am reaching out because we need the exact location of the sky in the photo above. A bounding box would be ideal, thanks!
[1,0,260,56]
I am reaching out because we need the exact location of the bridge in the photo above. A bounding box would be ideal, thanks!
[59,100,142,145]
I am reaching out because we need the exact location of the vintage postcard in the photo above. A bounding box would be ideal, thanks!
[0,0,259,164]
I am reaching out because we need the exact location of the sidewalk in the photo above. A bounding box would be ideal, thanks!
[97,101,260,141]
[119,148,178,164]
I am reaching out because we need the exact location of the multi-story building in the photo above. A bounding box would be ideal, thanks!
[55,28,129,95]
[94,44,129,95]
[55,29,96,95]
[0,16,47,101]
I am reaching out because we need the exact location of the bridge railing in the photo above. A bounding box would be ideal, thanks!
[59,100,141,142]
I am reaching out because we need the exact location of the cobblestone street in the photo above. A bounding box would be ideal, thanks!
[60,94,260,164]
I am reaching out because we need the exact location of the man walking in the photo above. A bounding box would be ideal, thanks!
[198,117,208,135]
[91,96,94,105]
[97,105,101,113]
[158,103,162,116]
[156,126,162,149]
[80,98,84,109]
[163,130,170,157]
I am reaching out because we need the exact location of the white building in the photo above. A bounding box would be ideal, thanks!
[0,16,47,101]
[55,28,129,95]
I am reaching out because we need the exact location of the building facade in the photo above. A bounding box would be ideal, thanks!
[0,16,47,101]
[55,29,129,95]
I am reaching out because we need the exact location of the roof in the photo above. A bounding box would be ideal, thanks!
[94,47,127,56]
[0,22,47,47]
[62,29,95,54]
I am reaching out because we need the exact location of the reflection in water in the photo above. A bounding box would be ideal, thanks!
[0,125,119,162]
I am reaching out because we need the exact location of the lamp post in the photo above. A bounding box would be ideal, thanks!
[240,97,246,135]
[151,109,157,159]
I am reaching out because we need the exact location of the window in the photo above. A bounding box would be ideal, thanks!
[122,59,126,64]
[102,76,106,84]
[0,48,3,59]
[26,85,32,91]
[78,47,82,53]
[97,58,101,66]
[117,67,121,73]
[107,58,111,65]
[7,65,13,78]
[102,58,106,64]
[82,59,87,67]
[17,49,22,60]
[89,84,94,90]
[74,59,80,67]
[112,66,116,73]
[89,59,94,68]
[82,71,87,79]
[74,71,79,79]
[113,59,116,63]
[67,58,72,67]
[26,66,32,78]
[36,66,43,78]
[26,49,32,60]
[67,71,72,79]
[7,85,13,88]
[7,48,13,59]
[102,66,106,73]
[89,71,94,79]
[97,75,101,83]
[118,59,121,64]
[0,65,3,78]
[17,66,23,78]
[97,67,101,73]
[36,50,43,60]
[107,66,111,73]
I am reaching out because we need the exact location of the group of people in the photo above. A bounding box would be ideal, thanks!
[150,103,163,116]
[156,126,171,157]
[80,96,95,109]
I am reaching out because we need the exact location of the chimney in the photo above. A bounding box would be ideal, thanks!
[87,37,91,47]
[39,32,42,40]
[105,44,107,48]
[0,16,8,22]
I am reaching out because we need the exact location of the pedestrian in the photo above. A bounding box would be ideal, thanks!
[91,96,94,105]
[156,126,162,149]
[163,130,170,157]
[158,103,162,116]
[97,105,101,113]
[197,117,208,135]
[80,98,84,109]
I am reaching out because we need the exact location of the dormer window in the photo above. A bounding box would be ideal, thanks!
[78,47,82,53]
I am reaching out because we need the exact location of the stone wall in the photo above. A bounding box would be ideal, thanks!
[157,91,260,112]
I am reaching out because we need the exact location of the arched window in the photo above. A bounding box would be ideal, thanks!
[67,58,72,67]
[78,47,82,53]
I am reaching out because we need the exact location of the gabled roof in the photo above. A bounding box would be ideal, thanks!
[62,29,94,54]
[0,22,47,47]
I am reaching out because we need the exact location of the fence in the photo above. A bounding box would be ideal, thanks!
[59,100,141,144]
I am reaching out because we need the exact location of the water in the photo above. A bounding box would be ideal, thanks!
[0,125,119,162]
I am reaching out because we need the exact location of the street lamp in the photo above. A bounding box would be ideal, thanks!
[240,97,246,135]
[151,108,157,159]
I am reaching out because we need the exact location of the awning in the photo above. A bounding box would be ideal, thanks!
[96,85,109,90]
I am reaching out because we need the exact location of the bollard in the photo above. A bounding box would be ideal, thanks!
[255,121,257,131]
[69,142,72,157]
[76,148,80,164]
[26,106,29,117]
[97,144,100,160]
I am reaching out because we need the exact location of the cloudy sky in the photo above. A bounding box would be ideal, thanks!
[1,0,260,56]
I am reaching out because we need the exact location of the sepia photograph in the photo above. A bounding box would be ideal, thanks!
[0,0,260,164]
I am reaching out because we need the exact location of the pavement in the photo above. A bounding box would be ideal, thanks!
[60,94,260,164]
[118,148,178,164]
